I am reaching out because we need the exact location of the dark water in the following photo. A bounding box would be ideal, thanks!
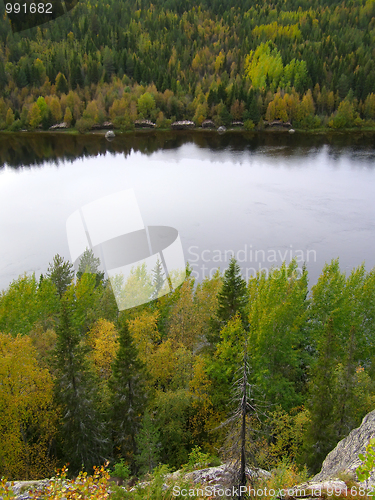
[1,130,375,291]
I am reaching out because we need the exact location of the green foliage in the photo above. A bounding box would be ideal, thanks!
[208,315,247,414]
[302,261,375,473]
[2,252,375,480]
[266,406,309,468]
[245,43,284,91]
[217,256,248,325]
[244,119,255,130]
[46,254,74,298]
[181,446,211,472]
[109,320,146,467]
[248,260,309,410]
[111,459,130,481]
[356,438,375,483]
[36,96,51,130]
[129,464,172,500]
[77,248,105,287]
[0,0,374,132]
[135,412,161,475]
[257,460,309,500]
[137,93,156,119]
[76,117,94,132]
[53,298,109,474]
[329,100,356,129]
[152,388,193,469]
[0,274,59,335]
[151,259,166,301]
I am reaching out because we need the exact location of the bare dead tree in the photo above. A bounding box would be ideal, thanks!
[217,351,268,499]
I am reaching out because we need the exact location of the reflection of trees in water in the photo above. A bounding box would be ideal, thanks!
[1,131,375,168]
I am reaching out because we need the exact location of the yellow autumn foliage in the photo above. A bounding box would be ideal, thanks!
[128,309,160,365]
[252,22,302,41]
[0,333,58,480]
[87,319,119,381]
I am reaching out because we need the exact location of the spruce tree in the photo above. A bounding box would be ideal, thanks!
[217,256,248,325]
[135,411,161,475]
[109,320,146,467]
[218,352,266,498]
[151,258,165,300]
[54,298,109,473]
[301,317,337,473]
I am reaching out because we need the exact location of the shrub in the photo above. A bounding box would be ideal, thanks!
[76,117,94,133]
[0,463,112,499]
[244,119,255,130]
[356,437,375,487]
[181,446,211,472]
[10,119,23,131]
[110,460,130,482]
[254,460,309,500]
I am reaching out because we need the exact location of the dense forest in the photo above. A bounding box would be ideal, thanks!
[1,253,375,484]
[0,0,375,131]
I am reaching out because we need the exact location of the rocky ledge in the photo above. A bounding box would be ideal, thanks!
[312,409,375,487]
[134,119,156,128]
[289,410,375,500]
[171,120,195,130]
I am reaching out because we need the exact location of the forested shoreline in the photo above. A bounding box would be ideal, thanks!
[1,0,375,132]
[1,253,375,484]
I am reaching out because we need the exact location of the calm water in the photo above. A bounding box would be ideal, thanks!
[0,130,375,291]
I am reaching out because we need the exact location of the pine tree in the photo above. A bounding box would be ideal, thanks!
[54,299,109,474]
[109,320,146,467]
[46,254,74,298]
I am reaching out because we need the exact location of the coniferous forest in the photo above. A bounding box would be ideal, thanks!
[0,0,375,131]
[1,254,375,489]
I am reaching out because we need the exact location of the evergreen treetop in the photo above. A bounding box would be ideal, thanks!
[217,256,248,324]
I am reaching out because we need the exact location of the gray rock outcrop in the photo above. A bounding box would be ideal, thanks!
[134,119,156,128]
[171,120,195,130]
[169,463,270,491]
[313,409,375,486]
[289,479,348,498]
[91,121,114,130]
[49,122,68,130]
[201,119,215,129]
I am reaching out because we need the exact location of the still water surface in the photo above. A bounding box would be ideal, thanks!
[0,131,374,291]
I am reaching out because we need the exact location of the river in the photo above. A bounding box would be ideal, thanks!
[0,130,374,291]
